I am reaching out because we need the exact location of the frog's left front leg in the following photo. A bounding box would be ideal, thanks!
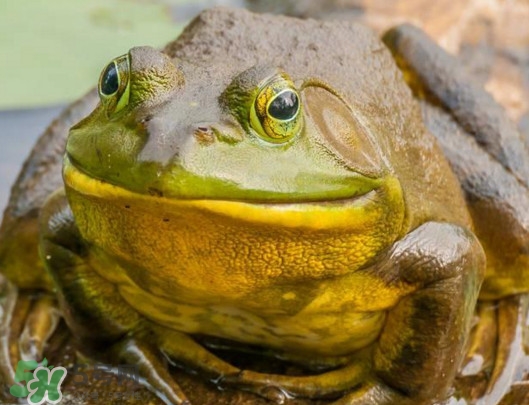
[40,189,256,405]
[39,190,194,404]
[226,222,485,405]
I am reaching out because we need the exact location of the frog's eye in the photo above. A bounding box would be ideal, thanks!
[98,54,131,116]
[250,75,303,143]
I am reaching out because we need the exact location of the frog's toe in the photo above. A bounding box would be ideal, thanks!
[157,328,241,380]
[481,295,529,403]
[18,295,60,361]
[0,274,17,392]
[0,277,59,402]
[459,301,497,378]
[329,380,410,405]
[458,295,529,403]
[109,336,191,405]
[222,359,368,400]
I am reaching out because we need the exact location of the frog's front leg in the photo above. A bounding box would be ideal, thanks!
[383,23,529,299]
[384,25,529,399]
[225,222,484,405]
[366,222,484,404]
[39,190,193,404]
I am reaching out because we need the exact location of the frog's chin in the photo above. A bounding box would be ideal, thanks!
[63,157,404,230]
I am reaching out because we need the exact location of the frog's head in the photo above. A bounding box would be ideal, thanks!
[64,9,417,282]
[67,44,392,203]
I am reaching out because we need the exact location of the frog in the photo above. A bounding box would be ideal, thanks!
[1,6,529,405]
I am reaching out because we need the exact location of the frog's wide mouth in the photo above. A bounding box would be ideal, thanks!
[63,157,405,230]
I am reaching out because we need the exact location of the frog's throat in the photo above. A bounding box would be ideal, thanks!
[63,157,405,231]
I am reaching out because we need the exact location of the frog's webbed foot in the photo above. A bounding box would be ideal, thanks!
[330,380,410,405]
[0,273,18,392]
[0,274,59,402]
[220,356,369,400]
[158,322,372,401]
[384,24,529,299]
[113,329,371,404]
[108,336,191,405]
[156,326,373,402]
[18,294,60,361]
[157,327,384,403]
[460,301,497,378]
[481,295,529,403]
[456,295,529,403]
[222,368,409,405]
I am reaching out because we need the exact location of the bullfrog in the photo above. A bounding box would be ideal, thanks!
[1,7,529,405]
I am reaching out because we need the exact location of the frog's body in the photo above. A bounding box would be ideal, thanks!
[65,164,404,357]
[1,7,528,405]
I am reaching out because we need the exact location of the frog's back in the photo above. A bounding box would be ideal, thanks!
[0,90,99,289]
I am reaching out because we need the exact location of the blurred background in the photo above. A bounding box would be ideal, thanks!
[1,0,528,213]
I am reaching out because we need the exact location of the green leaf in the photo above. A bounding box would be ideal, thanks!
[0,0,185,109]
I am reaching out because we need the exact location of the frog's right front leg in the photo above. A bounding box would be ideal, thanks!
[39,189,192,404]
[221,222,485,405]
[364,222,485,405]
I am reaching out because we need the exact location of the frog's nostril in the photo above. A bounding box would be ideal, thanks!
[194,126,215,145]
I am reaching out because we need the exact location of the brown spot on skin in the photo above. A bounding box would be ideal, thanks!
[194,127,215,145]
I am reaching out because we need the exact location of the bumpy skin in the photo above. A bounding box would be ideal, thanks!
[5,7,529,405]
[0,89,99,289]
[383,26,529,403]
[384,25,529,300]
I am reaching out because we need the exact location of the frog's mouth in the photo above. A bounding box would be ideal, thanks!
[63,156,405,230]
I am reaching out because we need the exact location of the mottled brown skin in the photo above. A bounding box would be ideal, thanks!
[0,90,99,290]
[0,6,527,405]
[383,24,529,403]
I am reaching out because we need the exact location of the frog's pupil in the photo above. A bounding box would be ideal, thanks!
[101,62,119,96]
[268,91,299,121]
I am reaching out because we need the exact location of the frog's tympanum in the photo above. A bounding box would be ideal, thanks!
[1,7,529,405]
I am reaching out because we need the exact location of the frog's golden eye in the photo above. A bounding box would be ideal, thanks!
[98,54,130,116]
[250,75,303,143]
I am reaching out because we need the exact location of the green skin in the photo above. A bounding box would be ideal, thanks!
[1,8,529,405]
